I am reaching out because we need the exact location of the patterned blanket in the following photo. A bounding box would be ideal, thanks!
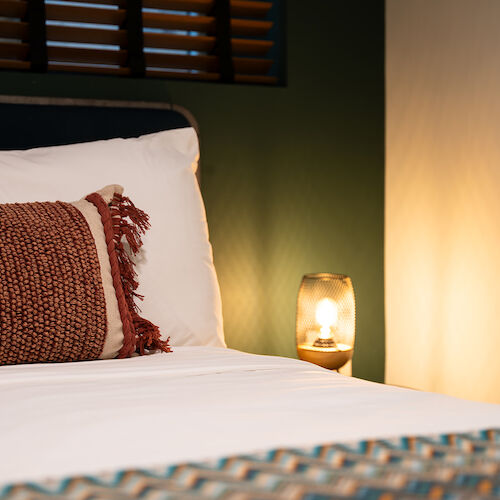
[1,428,499,499]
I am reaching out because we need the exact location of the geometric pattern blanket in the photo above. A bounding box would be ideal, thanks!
[1,428,499,500]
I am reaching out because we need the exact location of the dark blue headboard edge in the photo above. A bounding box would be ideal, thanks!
[0,95,198,151]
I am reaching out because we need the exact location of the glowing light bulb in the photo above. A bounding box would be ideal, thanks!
[315,298,338,340]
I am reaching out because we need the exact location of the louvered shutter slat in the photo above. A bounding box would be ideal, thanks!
[47,25,126,46]
[45,4,126,25]
[49,63,129,75]
[0,0,26,18]
[0,40,28,59]
[0,19,27,39]
[48,46,127,65]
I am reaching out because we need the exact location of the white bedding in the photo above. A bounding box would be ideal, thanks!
[1,347,499,486]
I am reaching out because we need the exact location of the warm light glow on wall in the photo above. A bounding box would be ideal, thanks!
[386,0,500,403]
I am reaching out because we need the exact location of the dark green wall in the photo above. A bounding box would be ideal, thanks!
[0,1,385,381]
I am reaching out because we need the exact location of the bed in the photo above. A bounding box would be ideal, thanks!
[0,97,499,499]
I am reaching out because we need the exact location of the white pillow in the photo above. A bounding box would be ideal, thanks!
[0,128,225,348]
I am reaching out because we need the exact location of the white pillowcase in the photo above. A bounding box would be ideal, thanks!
[0,128,225,348]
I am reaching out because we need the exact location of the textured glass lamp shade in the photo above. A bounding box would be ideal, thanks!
[296,273,355,370]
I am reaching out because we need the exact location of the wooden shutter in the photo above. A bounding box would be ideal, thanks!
[0,0,278,84]
[0,0,31,70]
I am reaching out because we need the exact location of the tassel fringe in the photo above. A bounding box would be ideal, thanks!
[110,193,171,355]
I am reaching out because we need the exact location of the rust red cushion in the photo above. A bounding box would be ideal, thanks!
[0,185,169,365]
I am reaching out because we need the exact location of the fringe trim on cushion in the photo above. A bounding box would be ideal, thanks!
[110,193,171,356]
[86,191,171,357]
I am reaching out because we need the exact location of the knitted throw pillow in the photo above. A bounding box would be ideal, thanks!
[0,185,170,365]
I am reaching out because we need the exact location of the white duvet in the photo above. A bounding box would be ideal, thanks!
[1,347,500,486]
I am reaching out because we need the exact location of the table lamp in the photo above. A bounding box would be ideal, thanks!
[296,273,355,370]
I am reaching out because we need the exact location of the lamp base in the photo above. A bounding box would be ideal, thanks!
[297,343,353,371]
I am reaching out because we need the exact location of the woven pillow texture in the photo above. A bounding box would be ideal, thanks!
[0,185,169,365]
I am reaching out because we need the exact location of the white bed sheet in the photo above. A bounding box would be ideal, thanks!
[1,347,499,486]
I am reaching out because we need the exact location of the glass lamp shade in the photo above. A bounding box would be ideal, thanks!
[296,273,355,370]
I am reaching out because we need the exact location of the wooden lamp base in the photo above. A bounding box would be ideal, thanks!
[297,343,353,371]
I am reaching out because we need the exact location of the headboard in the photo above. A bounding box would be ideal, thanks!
[0,95,198,151]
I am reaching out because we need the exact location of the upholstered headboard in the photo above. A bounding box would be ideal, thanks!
[0,95,199,183]
[0,95,198,151]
